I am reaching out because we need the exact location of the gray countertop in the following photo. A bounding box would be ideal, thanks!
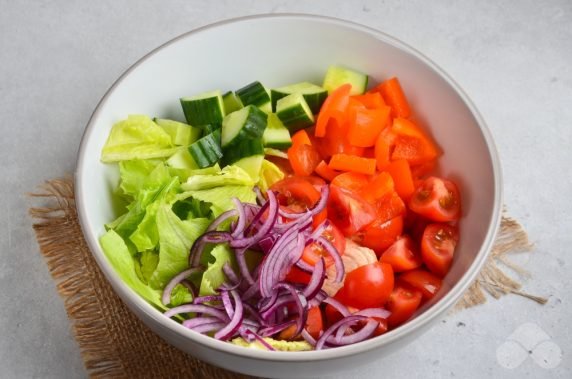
[1,1,570,378]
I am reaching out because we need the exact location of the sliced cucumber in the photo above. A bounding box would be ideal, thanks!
[166,148,198,170]
[235,81,271,113]
[221,105,267,148]
[222,91,243,114]
[200,123,221,136]
[222,138,264,166]
[180,90,225,126]
[188,129,223,168]
[275,93,315,132]
[262,113,292,149]
[270,82,327,114]
[323,65,368,95]
[154,118,201,146]
[233,155,265,181]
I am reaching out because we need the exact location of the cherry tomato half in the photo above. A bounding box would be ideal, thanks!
[409,177,461,222]
[385,281,423,327]
[336,262,394,309]
[270,176,327,227]
[358,215,404,256]
[380,235,422,272]
[399,269,442,301]
[327,184,377,236]
[421,223,459,277]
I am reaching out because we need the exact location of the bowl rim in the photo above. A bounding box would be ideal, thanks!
[75,13,503,362]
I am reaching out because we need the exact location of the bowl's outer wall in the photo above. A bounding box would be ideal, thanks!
[76,15,500,378]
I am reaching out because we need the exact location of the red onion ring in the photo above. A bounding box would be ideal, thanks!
[162,267,202,306]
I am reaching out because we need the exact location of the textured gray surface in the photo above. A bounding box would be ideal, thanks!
[1,0,571,378]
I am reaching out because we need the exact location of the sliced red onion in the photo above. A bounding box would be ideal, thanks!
[315,236,344,283]
[302,258,325,300]
[221,290,234,318]
[272,283,308,337]
[162,267,202,306]
[278,207,309,219]
[323,297,351,317]
[273,212,312,233]
[258,320,296,337]
[214,290,244,341]
[242,302,264,325]
[230,198,247,238]
[301,329,317,346]
[222,262,239,285]
[164,304,228,320]
[328,320,378,346]
[231,190,278,249]
[193,295,221,304]
[260,294,294,319]
[179,279,198,299]
[295,258,314,273]
[191,321,227,334]
[315,315,367,350]
[235,249,255,285]
[310,219,330,240]
[189,231,232,267]
[309,184,329,216]
[207,209,238,232]
[253,186,266,204]
[183,316,222,329]
[257,235,277,253]
[354,308,391,320]
[259,232,303,298]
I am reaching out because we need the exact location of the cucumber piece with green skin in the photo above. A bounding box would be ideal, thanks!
[264,147,288,159]
[323,65,368,95]
[233,155,265,181]
[222,138,265,166]
[188,129,223,168]
[180,90,225,126]
[222,91,243,114]
[262,113,292,149]
[200,123,221,136]
[275,93,315,132]
[154,118,201,146]
[166,148,199,170]
[235,81,271,113]
[270,82,328,114]
[221,105,268,148]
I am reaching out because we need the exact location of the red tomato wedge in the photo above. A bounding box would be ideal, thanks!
[380,235,423,272]
[421,223,459,277]
[301,223,346,268]
[331,172,370,193]
[409,176,461,221]
[327,185,377,236]
[336,262,394,309]
[399,269,443,301]
[270,176,327,227]
[279,306,323,340]
[315,84,351,137]
[359,215,404,256]
[385,282,423,327]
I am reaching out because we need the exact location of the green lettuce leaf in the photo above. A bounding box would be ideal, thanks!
[99,229,165,310]
[138,250,159,284]
[257,159,285,192]
[118,159,162,198]
[170,284,194,306]
[177,185,256,217]
[199,244,235,296]
[148,204,210,289]
[101,115,177,162]
[181,165,254,191]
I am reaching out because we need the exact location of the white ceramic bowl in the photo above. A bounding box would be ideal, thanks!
[75,14,502,378]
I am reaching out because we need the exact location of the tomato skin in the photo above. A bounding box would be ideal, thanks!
[399,269,442,301]
[327,185,377,236]
[336,262,395,309]
[380,235,423,272]
[270,176,326,226]
[324,302,387,336]
[359,216,404,256]
[421,223,459,277]
[301,223,346,268]
[385,282,423,327]
[285,266,312,285]
[331,172,370,193]
[409,177,461,222]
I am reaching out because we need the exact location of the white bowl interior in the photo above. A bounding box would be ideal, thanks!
[76,15,501,378]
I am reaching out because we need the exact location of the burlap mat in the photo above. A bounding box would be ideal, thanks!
[29,177,547,378]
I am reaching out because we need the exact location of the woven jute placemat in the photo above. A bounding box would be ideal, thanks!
[29,177,547,378]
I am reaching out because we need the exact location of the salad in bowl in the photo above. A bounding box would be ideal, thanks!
[98,65,462,351]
